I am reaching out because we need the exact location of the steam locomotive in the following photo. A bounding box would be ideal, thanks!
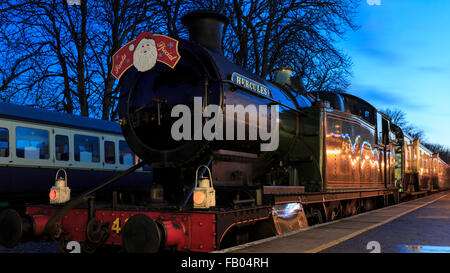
[0,10,447,252]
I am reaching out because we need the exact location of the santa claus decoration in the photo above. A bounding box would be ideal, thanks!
[111,32,180,79]
[133,35,157,72]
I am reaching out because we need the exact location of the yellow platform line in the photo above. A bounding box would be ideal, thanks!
[304,193,449,253]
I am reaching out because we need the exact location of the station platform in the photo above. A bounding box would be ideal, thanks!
[215,191,449,253]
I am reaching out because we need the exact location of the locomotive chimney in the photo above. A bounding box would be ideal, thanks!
[181,10,229,55]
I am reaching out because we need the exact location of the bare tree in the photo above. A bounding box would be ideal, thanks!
[382,108,408,128]
[186,0,358,93]
[0,1,93,114]
[89,0,162,120]
[383,108,449,163]
[0,0,160,118]
[0,0,359,117]
[382,108,426,140]
[421,142,450,163]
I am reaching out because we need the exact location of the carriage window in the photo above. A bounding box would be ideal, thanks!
[55,135,69,161]
[119,140,135,165]
[74,134,100,163]
[16,127,49,159]
[376,113,383,144]
[0,128,9,157]
[364,110,370,121]
[104,141,116,164]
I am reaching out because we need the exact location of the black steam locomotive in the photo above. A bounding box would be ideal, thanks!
[0,10,447,252]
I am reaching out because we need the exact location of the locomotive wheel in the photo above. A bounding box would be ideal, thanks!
[122,214,162,253]
[325,201,342,222]
[0,209,23,248]
[344,200,358,217]
[312,208,324,225]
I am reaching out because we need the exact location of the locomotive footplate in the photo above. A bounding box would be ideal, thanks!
[215,206,272,249]
[22,204,272,253]
[299,188,397,204]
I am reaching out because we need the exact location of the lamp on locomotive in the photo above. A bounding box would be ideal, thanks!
[49,169,71,204]
[193,165,215,209]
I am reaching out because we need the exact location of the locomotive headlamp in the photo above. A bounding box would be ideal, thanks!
[193,165,215,209]
[49,169,71,204]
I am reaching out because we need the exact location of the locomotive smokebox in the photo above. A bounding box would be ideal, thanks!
[182,10,229,55]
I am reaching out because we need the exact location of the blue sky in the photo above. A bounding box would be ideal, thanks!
[338,0,450,147]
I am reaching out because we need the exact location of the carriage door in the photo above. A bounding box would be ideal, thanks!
[52,128,72,168]
[377,113,391,187]
[0,122,12,195]
[394,138,404,191]
[0,123,12,163]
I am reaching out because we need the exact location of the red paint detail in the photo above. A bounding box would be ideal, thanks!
[160,220,186,251]
[95,210,215,252]
[25,206,89,243]
[30,214,51,236]
[111,39,135,79]
[23,206,217,252]
[152,34,181,68]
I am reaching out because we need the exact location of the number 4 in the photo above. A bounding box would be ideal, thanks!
[111,218,121,234]
[111,218,129,234]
